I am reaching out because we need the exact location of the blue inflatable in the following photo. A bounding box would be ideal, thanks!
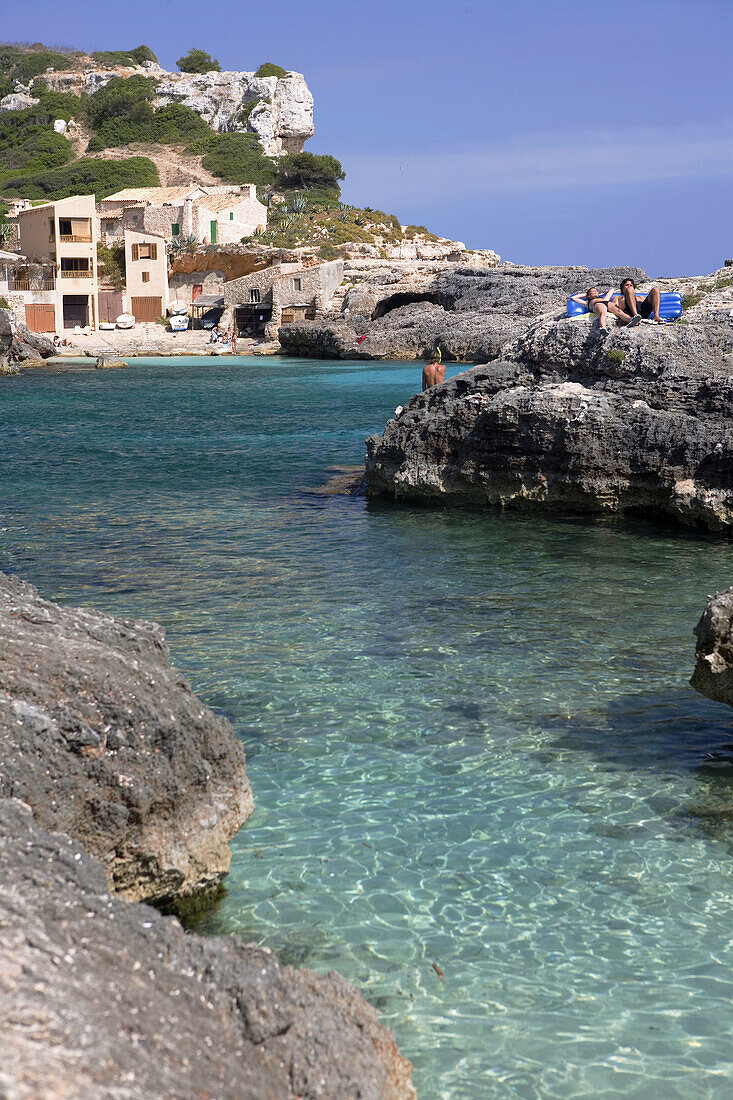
[567,291,682,321]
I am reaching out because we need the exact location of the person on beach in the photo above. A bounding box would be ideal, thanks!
[229,325,237,354]
[570,287,615,330]
[422,348,446,390]
[612,277,665,325]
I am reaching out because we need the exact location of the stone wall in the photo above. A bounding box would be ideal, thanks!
[169,269,227,305]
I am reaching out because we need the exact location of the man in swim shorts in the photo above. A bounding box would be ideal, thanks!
[422,351,446,390]
[609,278,664,326]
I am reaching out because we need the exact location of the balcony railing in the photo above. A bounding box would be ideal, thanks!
[60,268,94,278]
[59,234,93,243]
[9,278,56,291]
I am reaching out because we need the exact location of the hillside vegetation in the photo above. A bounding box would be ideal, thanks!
[0,42,447,252]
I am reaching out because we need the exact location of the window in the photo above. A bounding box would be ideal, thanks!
[171,223,180,236]
[139,243,157,260]
[292,277,302,292]
[142,271,150,283]
[250,289,260,303]
[58,219,72,236]
[229,212,234,220]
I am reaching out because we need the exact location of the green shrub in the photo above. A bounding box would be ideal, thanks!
[0,127,72,174]
[86,76,209,147]
[177,49,221,73]
[1,155,159,199]
[33,84,84,122]
[681,291,705,310]
[318,244,340,260]
[275,153,344,194]
[199,132,276,185]
[0,296,9,310]
[0,45,80,89]
[606,348,627,363]
[91,45,159,67]
[97,241,126,287]
[255,63,288,78]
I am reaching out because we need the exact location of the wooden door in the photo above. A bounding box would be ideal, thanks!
[131,296,162,322]
[25,303,56,332]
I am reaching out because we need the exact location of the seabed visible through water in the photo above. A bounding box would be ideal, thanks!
[3,356,733,1099]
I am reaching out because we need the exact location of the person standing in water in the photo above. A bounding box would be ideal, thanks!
[422,347,446,390]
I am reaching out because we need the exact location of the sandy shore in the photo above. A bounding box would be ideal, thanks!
[50,322,281,358]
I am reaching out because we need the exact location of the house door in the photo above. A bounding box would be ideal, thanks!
[62,295,88,328]
[210,221,217,244]
[131,296,162,322]
[98,290,123,322]
[24,303,56,332]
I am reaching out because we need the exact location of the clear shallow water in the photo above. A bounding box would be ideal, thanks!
[3,356,733,1099]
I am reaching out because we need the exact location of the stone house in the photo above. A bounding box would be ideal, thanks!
[97,185,267,246]
[222,258,344,338]
[123,230,169,321]
[10,194,99,331]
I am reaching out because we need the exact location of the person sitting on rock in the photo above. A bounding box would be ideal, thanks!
[570,287,615,330]
[612,278,664,325]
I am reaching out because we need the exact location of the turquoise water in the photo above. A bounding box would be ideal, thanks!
[3,357,733,1099]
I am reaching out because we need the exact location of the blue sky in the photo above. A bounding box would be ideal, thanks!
[5,0,731,274]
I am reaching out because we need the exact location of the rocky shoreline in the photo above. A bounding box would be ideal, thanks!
[0,572,415,1098]
[358,266,733,533]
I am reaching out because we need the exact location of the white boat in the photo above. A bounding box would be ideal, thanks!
[167,300,188,316]
[99,321,116,331]
[116,314,135,329]
[169,314,189,331]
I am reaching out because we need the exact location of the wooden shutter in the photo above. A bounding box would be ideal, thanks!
[150,243,157,260]
[131,243,139,261]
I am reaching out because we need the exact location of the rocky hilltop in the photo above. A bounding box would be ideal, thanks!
[24,59,314,157]
[362,265,733,533]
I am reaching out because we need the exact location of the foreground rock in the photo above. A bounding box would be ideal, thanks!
[0,572,252,904]
[691,589,733,705]
[0,798,415,1100]
[365,307,733,532]
[95,353,129,369]
[0,308,55,371]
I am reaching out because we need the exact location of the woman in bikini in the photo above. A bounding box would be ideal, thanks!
[570,286,615,330]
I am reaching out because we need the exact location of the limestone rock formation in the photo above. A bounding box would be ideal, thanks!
[691,589,733,706]
[365,304,733,532]
[0,308,55,370]
[0,571,253,904]
[0,91,39,111]
[0,798,416,1100]
[280,262,647,362]
[43,63,314,156]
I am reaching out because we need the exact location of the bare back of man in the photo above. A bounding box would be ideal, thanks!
[422,360,446,390]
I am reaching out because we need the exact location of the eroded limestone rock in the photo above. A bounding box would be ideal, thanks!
[691,589,733,706]
[0,571,253,904]
[365,306,733,532]
[0,798,415,1100]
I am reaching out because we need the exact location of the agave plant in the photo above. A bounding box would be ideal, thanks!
[290,194,308,215]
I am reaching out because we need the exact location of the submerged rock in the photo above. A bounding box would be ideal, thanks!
[0,572,253,904]
[365,308,733,532]
[95,353,129,369]
[0,798,415,1100]
[691,589,733,706]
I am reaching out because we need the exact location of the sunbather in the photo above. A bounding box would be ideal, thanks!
[569,287,614,330]
[612,278,664,325]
